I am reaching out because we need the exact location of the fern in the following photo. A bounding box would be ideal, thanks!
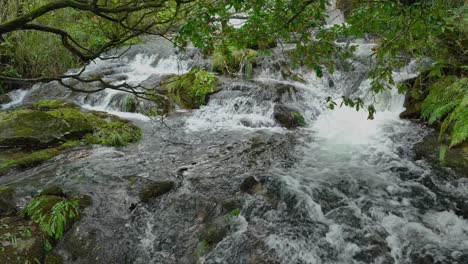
[421,77,468,147]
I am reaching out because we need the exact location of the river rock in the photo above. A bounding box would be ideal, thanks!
[0,217,45,264]
[0,94,12,104]
[39,185,65,197]
[414,132,468,175]
[273,104,306,129]
[0,186,16,216]
[139,181,175,202]
[0,109,94,148]
[200,216,230,245]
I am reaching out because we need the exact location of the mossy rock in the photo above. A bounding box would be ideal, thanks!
[0,109,95,148]
[0,217,46,264]
[0,186,16,216]
[32,99,78,110]
[212,46,258,74]
[273,105,306,129]
[139,181,175,203]
[39,185,65,197]
[161,69,219,109]
[118,94,174,116]
[0,148,60,175]
[23,195,80,240]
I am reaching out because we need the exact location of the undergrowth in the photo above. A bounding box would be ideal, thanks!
[421,76,468,147]
[24,196,80,240]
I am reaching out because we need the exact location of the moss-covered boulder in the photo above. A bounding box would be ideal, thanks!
[32,99,78,110]
[0,217,46,264]
[161,69,219,109]
[0,186,16,216]
[212,46,258,75]
[273,104,306,129]
[0,100,142,174]
[0,109,94,148]
[139,181,175,203]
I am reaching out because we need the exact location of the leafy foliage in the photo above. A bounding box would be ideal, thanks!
[421,77,468,147]
[24,195,80,240]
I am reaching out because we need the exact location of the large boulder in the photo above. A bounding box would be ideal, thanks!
[0,109,95,148]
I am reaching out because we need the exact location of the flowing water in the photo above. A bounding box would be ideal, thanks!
[1,13,468,264]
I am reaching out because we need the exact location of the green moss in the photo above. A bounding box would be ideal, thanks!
[162,69,218,109]
[212,46,258,74]
[24,195,80,240]
[291,112,306,126]
[85,122,141,147]
[57,140,82,150]
[0,149,59,173]
[33,100,78,110]
[421,77,468,147]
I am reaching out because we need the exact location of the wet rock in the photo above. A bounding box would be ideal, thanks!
[39,185,65,197]
[139,181,175,203]
[0,110,92,148]
[161,70,219,109]
[240,176,263,194]
[44,252,64,264]
[200,216,230,245]
[273,104,306,129]
[0,217,45,264]
[0,186,16,216]
[31,99,79,110]
[221,199,243,213]
[414,132,468,175]
[0,94,12,104]
[326,206,363,228]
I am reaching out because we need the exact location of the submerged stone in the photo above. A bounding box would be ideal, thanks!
[139,181,175,203]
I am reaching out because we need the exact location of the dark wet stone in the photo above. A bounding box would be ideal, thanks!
[39,185,65,197]
[0,217,45,264]
[240,176,262,194]
[0,186,16,216]
[273,104,305,129]
[201,216,230,245]
[139,181,175,203]
[326,206,363,228]
[44,252,64,264]
[221,199,243,213]
[0,94,12,104]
